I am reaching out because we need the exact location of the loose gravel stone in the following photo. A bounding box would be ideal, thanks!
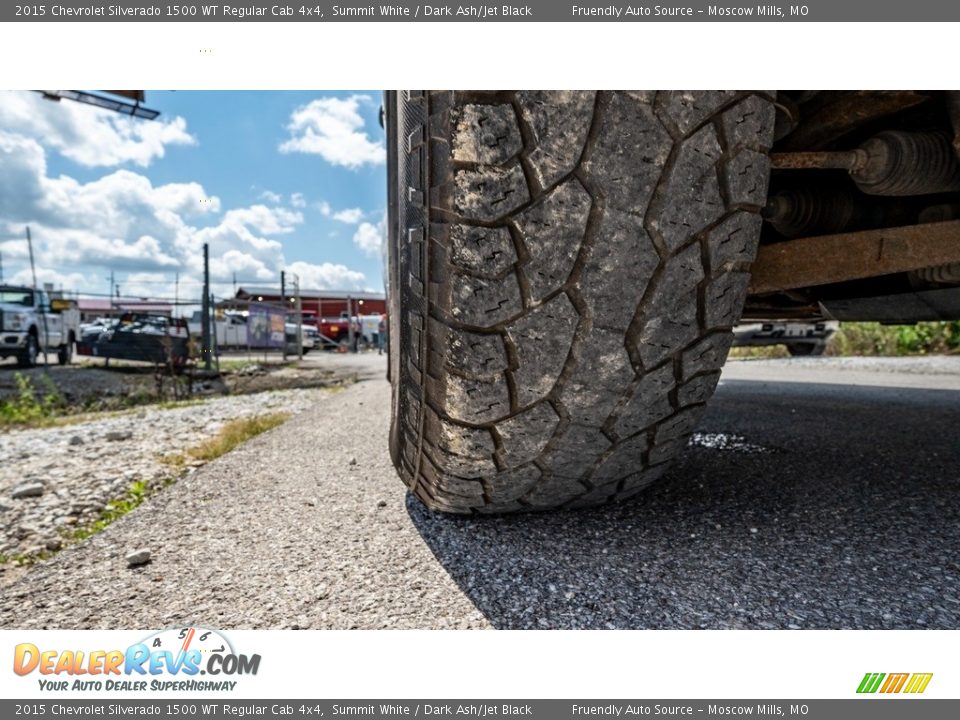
[11,483,44,499]
[125,549,151,567]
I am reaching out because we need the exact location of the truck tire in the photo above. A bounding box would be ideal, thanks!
[58,339,73,365]
[17,334,39,369]
[387,91,775,513]
[787,342,825,357]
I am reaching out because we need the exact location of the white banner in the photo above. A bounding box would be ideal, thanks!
[2,629,956,699]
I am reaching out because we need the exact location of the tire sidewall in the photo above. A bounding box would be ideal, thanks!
[21,335,38,368]
[385,91,404,471]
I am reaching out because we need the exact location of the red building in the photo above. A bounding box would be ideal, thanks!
[234,286,386,321]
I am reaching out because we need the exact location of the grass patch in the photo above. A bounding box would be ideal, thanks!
[68,480,154,543]
[730,321,960,360]
[0,373,66,428]
[728,345,789,360]
[163,412,290,468]
[187,412,290,461]
[831,321,960,356]
[155,398,206,411]
[217,359,296,374]
[0,551,48,567]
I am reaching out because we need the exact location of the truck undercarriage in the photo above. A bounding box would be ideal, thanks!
[745,90,960,324]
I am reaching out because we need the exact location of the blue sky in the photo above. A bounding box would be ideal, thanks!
[0,90,387,303]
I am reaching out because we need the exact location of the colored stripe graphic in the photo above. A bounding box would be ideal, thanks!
[857,672,933,694]
[904,673,934,694]
[880,673,909,693]
[857,673,885,693]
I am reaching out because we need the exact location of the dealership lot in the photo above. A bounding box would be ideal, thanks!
[0,356,957,629]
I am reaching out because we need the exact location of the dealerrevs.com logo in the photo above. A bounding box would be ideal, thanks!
[13,627,260,693]
[857,673,933,694]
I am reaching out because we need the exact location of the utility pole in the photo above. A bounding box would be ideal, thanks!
[26,226,48,366]
[209,291,218,371]
[294,274,303,360]
[347,295,355,353]
[174,271,179,318]
[26,226,38,290]
[280,270,287,361]
[201,243,212,370]
[109,271,114,313]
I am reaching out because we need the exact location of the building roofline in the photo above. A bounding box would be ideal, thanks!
[236,286,385,300]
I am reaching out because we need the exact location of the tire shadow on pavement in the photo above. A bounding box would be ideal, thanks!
[407,380,960,630]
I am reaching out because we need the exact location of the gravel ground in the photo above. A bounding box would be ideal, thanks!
[0,387,331,565]
[0,356,957,629]
[0,351,363,407]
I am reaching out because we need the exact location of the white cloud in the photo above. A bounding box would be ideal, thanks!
[279,95,385,169]
[9,267,88,291]
[0,96,371,301]
[316,201,364,224]
[352,221,383,257]
[210,249,277,283]
[220,205,302,236]
[0,91,195,168]
[332,207,363,224]
[0,130,363,296]
[285,261,366,290]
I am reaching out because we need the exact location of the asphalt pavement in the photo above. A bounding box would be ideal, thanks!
[1,354,957,629]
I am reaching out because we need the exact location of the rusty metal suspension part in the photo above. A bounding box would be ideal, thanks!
[762,184,893,238]
[911,263,960,285]
[771,131,960,196]
[909,203,960,286]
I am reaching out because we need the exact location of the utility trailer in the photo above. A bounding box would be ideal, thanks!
[77,312,192,365]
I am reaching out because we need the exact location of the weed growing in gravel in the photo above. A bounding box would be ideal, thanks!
[217,359,298,373]
[0,550,50,566]
[0,373,66,427]
[2,477,176,568]
[155,398,205,411]
[186,412,291,461]
[162,411,291,467]
[68,480,155,543]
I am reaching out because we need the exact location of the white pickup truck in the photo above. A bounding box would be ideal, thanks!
[0,285,80,367]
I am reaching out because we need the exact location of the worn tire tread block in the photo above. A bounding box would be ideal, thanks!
[390,90,774,513]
